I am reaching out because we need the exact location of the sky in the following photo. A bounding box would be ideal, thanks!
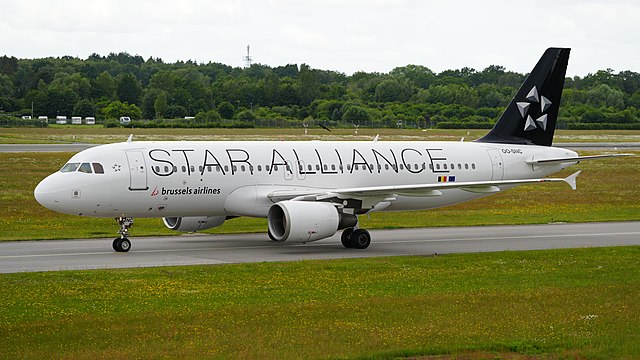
[0,0,638,77]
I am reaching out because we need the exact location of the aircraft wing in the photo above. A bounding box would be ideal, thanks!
[526,153,633,165]
[267,171,581,204]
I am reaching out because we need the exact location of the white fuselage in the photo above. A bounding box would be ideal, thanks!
[34,140,576,219]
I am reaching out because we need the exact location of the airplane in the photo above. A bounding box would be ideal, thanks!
[34,48,631,252]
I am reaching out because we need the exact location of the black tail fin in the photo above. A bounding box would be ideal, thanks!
[477,48,570,146]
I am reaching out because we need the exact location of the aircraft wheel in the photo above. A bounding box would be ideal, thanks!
[113,237,131,252]
[351,229,371,249]
[341,228,354,248]
[119,238,131,252]
[112,237,121,251]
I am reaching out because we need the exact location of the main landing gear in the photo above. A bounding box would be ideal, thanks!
[340,227,371,249]
[113,216,133,252]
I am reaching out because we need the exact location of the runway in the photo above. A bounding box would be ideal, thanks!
[1,222,638,273]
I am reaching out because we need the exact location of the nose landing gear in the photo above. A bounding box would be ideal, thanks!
[113,217,134,252]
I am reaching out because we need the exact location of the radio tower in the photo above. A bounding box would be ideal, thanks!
[243,45,253,68]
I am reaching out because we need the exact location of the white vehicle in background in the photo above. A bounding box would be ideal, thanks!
[84,117,96,125]
[21,115,32,120]
[56,116,67,124]
[119,117,131,125]
[71,117,82,125]
[38,116,48,123]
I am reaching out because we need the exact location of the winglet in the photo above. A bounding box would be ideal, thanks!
[563,170,581,190]
[127,134,133,143]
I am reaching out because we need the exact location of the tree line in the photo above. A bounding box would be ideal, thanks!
[1,52,639,129]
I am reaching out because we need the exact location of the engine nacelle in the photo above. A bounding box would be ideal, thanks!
[162,216,226,232]
[267,201,357,243]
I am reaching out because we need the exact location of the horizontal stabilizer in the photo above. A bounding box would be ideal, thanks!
[563,170,581,190]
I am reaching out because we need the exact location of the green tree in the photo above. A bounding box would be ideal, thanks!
[374,78,413,102]
[101,101,142,120]
[116,73,143,105]
[218,101,235,119]
[342,105,370,125]
[194,109,221,122]
[93,71,116,100]
[298,64,320,105]
[237,109,256,121]
[73,99,96,117]
[154,91,169,119]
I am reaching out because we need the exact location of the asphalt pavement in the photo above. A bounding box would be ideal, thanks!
[1,222,638,273]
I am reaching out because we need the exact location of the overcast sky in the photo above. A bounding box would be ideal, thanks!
[1,0,638,76]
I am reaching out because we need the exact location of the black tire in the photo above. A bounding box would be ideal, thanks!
[112,237,121,251]
[113,237,131,252]
[351,229,371,249]
[119,238,131,252]
[341,228,354,248]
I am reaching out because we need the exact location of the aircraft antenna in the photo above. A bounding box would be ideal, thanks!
[243,45,253,68]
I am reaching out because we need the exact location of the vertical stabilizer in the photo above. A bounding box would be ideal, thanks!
[477,48,570,146]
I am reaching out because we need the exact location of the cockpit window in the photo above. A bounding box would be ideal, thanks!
[92,163,104,174]
[61,163,80,173]
[78,163,93,173]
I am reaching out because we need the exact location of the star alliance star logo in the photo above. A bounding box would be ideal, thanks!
[112,164,122,172]
[516,86,552,132]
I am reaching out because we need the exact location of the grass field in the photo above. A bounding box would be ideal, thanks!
[1,150,637,241]
[1,127,640,144]
[1,247,639,359]
[1,129,639,359]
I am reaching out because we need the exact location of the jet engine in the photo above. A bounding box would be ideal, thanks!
[267,201,357,243]
[162,216,226,232]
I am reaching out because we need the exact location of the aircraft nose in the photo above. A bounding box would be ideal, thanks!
[34,175,60,210]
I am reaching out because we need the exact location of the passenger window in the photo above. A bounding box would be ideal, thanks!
[92,163,104,174]
[257,165,262,172]
[472,164,476,170]
[61,163,80,173]
[78,163,93,173]
[465,164,469,170]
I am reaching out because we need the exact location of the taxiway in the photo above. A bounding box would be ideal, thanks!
[1,222,638,273]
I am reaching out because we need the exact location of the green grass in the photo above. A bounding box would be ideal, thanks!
[1,151,637,241]
[1,127,640,144]
[1,247,639,359]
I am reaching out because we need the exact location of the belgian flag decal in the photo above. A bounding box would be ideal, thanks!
[437,176,456,183]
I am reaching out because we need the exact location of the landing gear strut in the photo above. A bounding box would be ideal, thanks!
[113,216,133,252]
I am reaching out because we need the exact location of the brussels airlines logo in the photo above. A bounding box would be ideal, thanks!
[516,86,552,132]
[151,186,159,197]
